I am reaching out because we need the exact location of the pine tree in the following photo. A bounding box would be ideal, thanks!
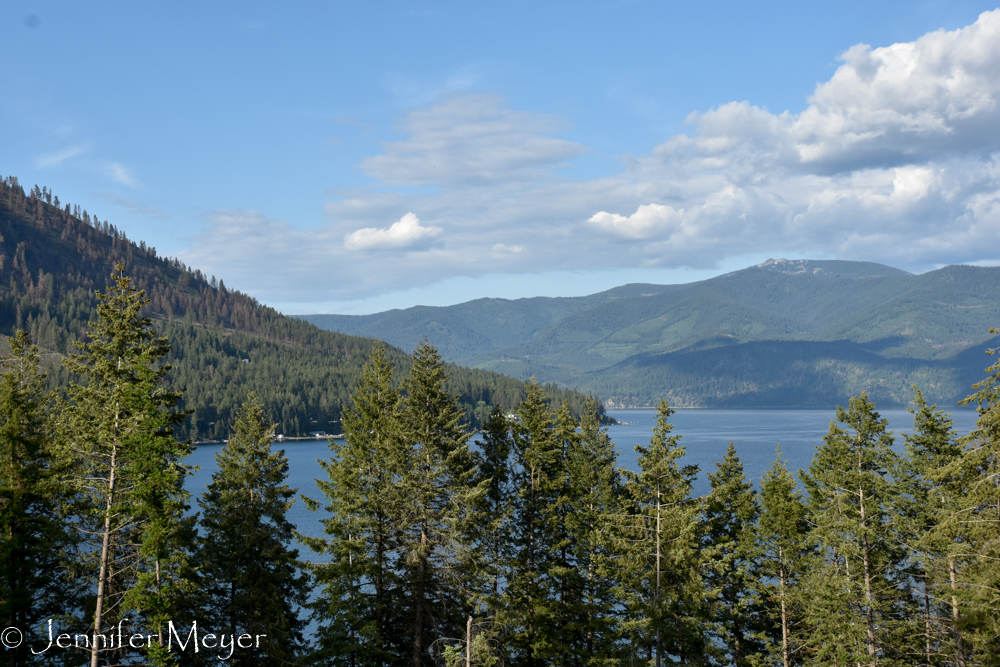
[58,264,192,667]
[0,331,78,666]
[701,442,765,666]
[197,393,309,666]
[561,396,625,666]
[622,399,705,666]
[757,447,809,667]
[305,341,406,666]
[800,394,909,666]
[397,340,483,667]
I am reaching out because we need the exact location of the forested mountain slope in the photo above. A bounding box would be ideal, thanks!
[0,176,601,439]
[304,258,1000,408]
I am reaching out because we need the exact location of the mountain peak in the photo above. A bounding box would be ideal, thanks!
[753,258,909,279]
[757,258,824,275]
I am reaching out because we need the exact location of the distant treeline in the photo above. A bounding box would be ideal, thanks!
[0,175,607,439]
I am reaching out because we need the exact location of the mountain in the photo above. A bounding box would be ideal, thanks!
[300,258,1000,408]
[0,176,604,439]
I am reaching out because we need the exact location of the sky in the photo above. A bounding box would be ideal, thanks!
[3,1,1000,314]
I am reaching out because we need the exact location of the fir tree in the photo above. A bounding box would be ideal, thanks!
[562,396,625,666]
[899,388,964,666]
[951,336,1000,664]
[800,394,909,667]
[58,265,191,667]
[305,341,406,666]
[701,442,765,666]
[501,379,564,667]
[472,404,515,618]
[397,340,483,667]
[197,393,309,666]
[757,447,809,667]
[0,331,78,666]
[622,399,705,666]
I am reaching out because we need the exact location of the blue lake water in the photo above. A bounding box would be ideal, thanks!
[185,406,982,553]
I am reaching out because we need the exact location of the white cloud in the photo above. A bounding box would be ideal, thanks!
[36,144,88,168]
[590,9,1000,268]
[94,193,170,220]
[588,203,684,239]
[492,243,525,253]
[105,161,136,187]
[360,94,588,187]
[344,212,443,251]
[183,11,1000,305]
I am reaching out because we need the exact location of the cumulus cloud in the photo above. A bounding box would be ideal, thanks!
[184,11,1000,304]
[360,94,588,187]
[590,9,1000,268]
[344,212,443,251]
[588,204,684,239]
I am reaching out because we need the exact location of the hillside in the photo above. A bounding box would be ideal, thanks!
[0,176,604,439]
[302,258,1000,408]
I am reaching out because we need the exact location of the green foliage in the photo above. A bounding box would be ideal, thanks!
[701,442,765,666]
[500,379,567,665]
[0,331,79,666]
[398,340,485,666]
[622,399,706,665]
[951,334,1000,663]
[756,449,810,667]
[560,396,626,666]
[799,394,910,665]
[58,265,193,666]
[197,393,309,666]
[304,342,407,666]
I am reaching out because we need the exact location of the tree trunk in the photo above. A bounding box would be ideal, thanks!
[655,483,662,667]
[859,484,877,667]
[949,558,966,667]
[466,616,472,667]
[413,522,427,667]
[779,552,789,667]
[90,442,118,667]
[923,578,931,667]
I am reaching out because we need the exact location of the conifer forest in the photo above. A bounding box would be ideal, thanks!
[1,176,999,666]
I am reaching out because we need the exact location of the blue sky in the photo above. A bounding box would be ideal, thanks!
[3,1,999,313]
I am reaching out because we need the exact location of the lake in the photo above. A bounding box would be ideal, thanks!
[186,406,982,549]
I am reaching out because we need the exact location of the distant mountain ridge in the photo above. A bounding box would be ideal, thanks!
[0,175,605,439]
[300,259,1000,409]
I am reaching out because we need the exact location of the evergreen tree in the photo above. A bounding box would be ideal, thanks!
[701,442,765,666]
[198,393,309,666]
[58,264,192,667]
[899,388,964,666]
[561,396,625,666]
[472,404,515,618]
[756,447,809,667]
[950,337,1000,664]
[501,379,564,667]
[397,340,483,667]
[305,341,406,666]
[0,331,78,666]
[800,394,909,666]
[622,399,705,666]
